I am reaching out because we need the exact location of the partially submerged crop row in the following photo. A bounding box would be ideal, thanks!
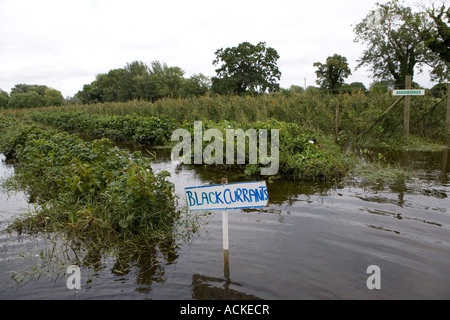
[0,116,181,242]
[26,110,176,145]
[21,111,350,181]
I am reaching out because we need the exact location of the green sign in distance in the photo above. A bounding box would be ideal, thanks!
[393,89,425,96]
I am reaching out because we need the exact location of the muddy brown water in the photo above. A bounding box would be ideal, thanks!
[0,146,449,299]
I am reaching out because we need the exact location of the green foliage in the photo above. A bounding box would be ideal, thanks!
[0,119,179,240]
[369,81,394,94]
[211,41,281,95]
[11,84,48,96]
[27,111,176,145]
[5,84,64,109]
[313,54,352,93]
[429,83,448,97]
[11,105,352,181]
[178,119,349,181]
[423,4,449,63]
[341,82,368,94]
[268,120,349,181]
[8,91,45,109]
[413,3,450,80]
[0,90,9,108]
[353,0,447,86]
[148,61,185,100]
[180,73,211,98]
[75,60,207,104]
[43,88,64,106]
[25,89,447,144]
[289,85,305,94]
[0,120,37,159]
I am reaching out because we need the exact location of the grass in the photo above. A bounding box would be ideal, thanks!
[345,150,411,190]
[354,133,446,152]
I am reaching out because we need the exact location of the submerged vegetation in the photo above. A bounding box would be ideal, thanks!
[1,0,448,295]
[0,116,190,246]
[23,110,350,181]
[1,88,447,253]
[174,119,349,181]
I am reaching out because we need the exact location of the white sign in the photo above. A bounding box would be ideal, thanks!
[392,89,425,96]
[185,181,268,211]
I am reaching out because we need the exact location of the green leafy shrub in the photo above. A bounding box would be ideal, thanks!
[27,111,176,145]
[0,120,179,240]
[177,119,349,181]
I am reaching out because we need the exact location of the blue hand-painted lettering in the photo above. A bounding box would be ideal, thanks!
[215,191,224,204]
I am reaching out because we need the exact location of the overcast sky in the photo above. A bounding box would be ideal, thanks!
[0,0,437,98]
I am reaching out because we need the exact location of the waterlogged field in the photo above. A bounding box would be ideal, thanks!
[0,93,449,300]
[1,145,449,299]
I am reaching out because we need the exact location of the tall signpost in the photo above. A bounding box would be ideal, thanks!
[446,84,450,141]
[392,75,425,140]
[404,75,411,140]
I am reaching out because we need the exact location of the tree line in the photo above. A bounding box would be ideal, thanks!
[76,60,211,104]
[1,0,448,108]
[0,84,65,109]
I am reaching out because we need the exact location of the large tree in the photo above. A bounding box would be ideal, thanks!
[313,54,352,93]
[353,0,445,87]
[211,41,281,95]
[122,60,152,100]
[76,60,188,103]
[180,73,211,98]
[412,2,450,81]
[7,84,64,108]
[0,90,9,108]
[43,88,65,106]
[148,61,185,100]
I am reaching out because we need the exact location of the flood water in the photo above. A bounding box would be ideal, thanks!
[1,146,449,300]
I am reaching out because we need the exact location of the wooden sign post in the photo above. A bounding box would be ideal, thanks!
[404,75,411,140]
[392,75,426,140]
[446,83,450,142]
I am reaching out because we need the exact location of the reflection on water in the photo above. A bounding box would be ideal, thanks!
[366,147,450,183]
[442,147,449,183]
[192,274,262,300]
[192,250,261,300]
[191,250,262,300]
[1,147,450,299]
